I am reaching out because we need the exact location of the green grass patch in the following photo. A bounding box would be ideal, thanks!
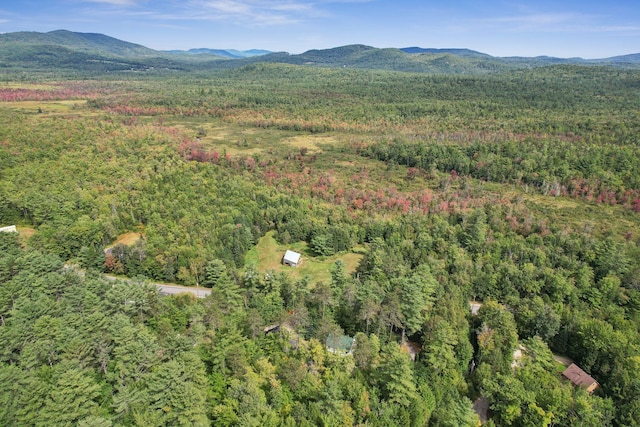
[522,193,640,238]
[15,226,36,248]
[552,353,573,373]
[554,361,569,374]
[0,83,61,90]
[16,226,36,239]
[105,231,144,251]
[280,134,336,153]
[170,120,301,156]
[0,100,87,113]
[245,230,363,284]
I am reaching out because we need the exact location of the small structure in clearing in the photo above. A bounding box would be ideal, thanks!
[511,344,526,369]
[562,363,599,394]
[470,301,483,315]
[0,225,18,233]
[282,250,302,267]
[326,334,354,355]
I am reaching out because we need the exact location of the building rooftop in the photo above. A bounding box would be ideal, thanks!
[326,334,354,354]
[562,363,598,388]
[283,250,301,264]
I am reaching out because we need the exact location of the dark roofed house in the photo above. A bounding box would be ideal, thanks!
[562,363,599,394]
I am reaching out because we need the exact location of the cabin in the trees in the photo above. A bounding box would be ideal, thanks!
[282,250,301,267]
[0,225,17,233]
[326,334,354,355]
[469,301,482,315]
[562,363,599,394]
[511,344,526,369]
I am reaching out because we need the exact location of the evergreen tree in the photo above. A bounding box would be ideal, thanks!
[203,259,227,288]
[376,344,418,407]
[40,365,102,427]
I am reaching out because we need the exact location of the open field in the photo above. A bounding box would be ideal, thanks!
[280,134,337,153]
[0,99,87,113]
[105,231,144,250]
[245,230,363,284]
[15,226,36,248]
[0,82,62,90]
[16,226,36,239]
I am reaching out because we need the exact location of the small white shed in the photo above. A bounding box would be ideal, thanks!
[0,225,17,233]
[470,301,483,316]
[282,250,301,267]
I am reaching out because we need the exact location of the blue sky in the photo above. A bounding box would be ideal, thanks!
[1,0,639,58]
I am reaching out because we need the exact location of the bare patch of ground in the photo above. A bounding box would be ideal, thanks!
[473,397,489,424]
[16,226,36,248]
[105,231,144,252]
[16,226,36,239]
[553,354,574,366]
[335,160,356,167]
[281,135,337,153]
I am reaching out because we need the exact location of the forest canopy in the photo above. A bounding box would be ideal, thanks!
[0,63,639,426]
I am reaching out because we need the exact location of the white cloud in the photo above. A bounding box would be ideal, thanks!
[598,25,640,33]
[478,12,593,32]
[179,0,303,26]
[82,0,140,5]
[70,0,371,28]
[181,0,369,26]
[476,12,640,36]
[198,0,252,15]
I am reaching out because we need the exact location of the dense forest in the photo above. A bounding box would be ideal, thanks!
[0,59,639,426]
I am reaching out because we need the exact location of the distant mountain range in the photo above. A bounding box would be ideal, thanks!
[1,30,639,74]
[400,47,493,58]
[164,48,272,59]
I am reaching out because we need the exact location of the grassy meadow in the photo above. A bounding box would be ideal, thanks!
[244,230,363,284]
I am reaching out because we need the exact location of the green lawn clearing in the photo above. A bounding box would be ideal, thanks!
[245,230,363,284]
[105,231,144,251]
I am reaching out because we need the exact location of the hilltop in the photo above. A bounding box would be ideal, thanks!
[164,48,272,59]
[0,29,157,57]
[0,30,639,75]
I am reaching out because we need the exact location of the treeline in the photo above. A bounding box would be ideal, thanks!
[67,64,640,143]
[356,137,640,210]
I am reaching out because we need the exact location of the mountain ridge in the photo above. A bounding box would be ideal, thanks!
[163,48,272,59]
[400,47,493,59]
[0,29,158,57]
[1,30,639,74]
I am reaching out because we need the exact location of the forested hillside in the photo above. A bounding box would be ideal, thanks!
[0,61,639,426]
[2,30,640,75]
